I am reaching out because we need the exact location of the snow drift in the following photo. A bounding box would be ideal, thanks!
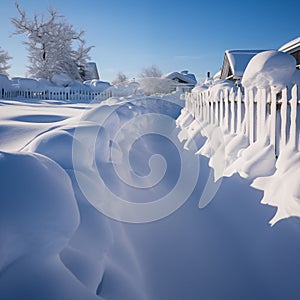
[241,50,297,91]
[1,79,300,300]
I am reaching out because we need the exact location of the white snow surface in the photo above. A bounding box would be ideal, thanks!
[241,50,298,91]
[225,49,265,78]
[1,89,300,300]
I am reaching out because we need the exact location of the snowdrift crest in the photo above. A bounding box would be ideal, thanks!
[72,96,203,223]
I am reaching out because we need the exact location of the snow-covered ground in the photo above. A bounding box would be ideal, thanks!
[1,90,300,300]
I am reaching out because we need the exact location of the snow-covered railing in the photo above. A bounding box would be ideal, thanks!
[185,85,300,157]
[1,87,113,102]
[178,84,300,225]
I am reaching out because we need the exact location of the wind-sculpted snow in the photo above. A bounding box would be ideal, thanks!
[0,151,103,300]
[1,94,300,299]
[177,104,300,225]
[72,97,201,223]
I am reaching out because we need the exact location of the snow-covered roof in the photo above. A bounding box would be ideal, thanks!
[162,71,197,85]
[279,36,300,53]
[84,62,99,81]
[220,50,267,80]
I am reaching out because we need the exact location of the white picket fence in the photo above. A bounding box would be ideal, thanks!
[1,87,113,102]
[185,85,300,157]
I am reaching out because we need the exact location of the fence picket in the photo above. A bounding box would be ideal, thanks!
[289,85,298,149]
[230,88,235,134]
[280,88,288,151]
[0,86,113,102]
[237,88,242,134]
[184,84,300,159]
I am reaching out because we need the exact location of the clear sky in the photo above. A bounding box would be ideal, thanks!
[1,0,300,82]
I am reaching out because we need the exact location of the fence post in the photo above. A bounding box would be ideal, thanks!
[269,89,277,154]
[201,92,205,121]
[280,87,288,151]
[236,87,242,134]
[289,84,298,150]
[215,92,219,126]
[219,90,224,128]
[249,89,254,143]
[230,88,235,134]
[224,89,229,132]
[260,88,268,140]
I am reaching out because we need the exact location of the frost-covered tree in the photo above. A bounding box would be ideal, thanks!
[139,64,162,78]
[0,47,12,76]
[112,71,128,85]
[11,2,93,81]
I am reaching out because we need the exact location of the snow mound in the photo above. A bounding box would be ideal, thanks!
[191,83,209,93]
[11,77,39,90]
[241,50,296,91]
[104,81,141,97]
[252,146,300,225]
[2,91,300,299]
[88,79,111,91]
[51,73,73,87]
[0,151,79,258]
[208,79,236,99]
[136,77,174,95]
[0,152,104,300]
[0,74,12,89]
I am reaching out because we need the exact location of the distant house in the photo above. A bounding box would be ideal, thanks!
[220,50,266,82]
[79,62,100,81]
[279,36,300,68]
[162,70,197,92]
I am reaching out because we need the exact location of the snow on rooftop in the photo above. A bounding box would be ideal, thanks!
[162,71,197,85]
[279,36,300,52]
[225,49,267,78]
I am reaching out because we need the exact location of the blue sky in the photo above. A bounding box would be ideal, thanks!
[1,0,300,82]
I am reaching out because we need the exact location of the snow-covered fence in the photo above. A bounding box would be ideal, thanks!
[1,87,113,102]
[185,85,300,157]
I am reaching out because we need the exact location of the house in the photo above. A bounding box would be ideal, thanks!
[278,36,300,68]
[161,70,197,92]
[220,50,266,82]
[79,62,100,81]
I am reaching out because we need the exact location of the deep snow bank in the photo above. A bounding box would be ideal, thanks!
[1,91,300,300]
[180,50,300,225]
[0,151,103,300]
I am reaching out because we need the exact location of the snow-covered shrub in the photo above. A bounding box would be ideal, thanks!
[136,77,174,95]
[0,74,12,90]
[105,81,141,98]
[51,73,73,87]
[11,77,39,90]
[241,50,296,92]
[37,78,54,88]
[89,80,111,91]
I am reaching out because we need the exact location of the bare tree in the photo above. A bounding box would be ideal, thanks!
[112,71,128,85]
[11,1,93,81]
[0,47,12,76]
[139,64,162,78]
